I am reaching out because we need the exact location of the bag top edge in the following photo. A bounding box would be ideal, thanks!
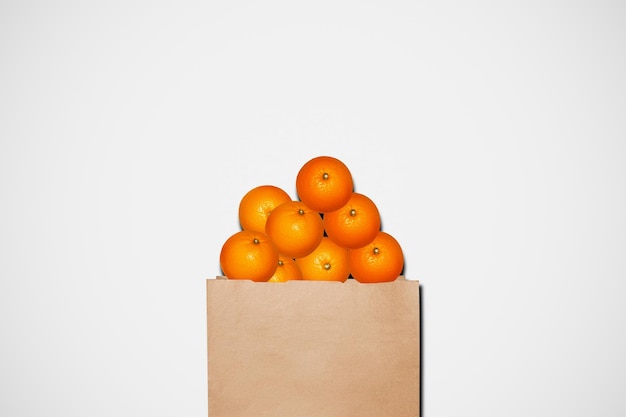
[210,276,419,284]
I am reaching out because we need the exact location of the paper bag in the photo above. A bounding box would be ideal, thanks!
[206,276,420,417]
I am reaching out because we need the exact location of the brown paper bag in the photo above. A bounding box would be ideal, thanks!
[206,276,420,417]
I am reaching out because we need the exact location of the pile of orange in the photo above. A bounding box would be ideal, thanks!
[219,156,404,283]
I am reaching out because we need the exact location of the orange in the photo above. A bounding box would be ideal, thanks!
[267,255,303,282]
[296,156,354,213]
[323,192,381,249]
[265,200,324,258]
[295,237,350,282]
[219,230,279,282]
[348,231,404,283]
[238,185,292,233]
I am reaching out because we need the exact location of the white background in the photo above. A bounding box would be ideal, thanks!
[2,1,625,416]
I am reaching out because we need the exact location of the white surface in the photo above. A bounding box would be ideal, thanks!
[2,1,625,416]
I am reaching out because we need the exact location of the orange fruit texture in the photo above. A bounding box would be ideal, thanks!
[218,155,406,282]
[295,236,350,282]
[238,185,291,234]
[219,230,279,282]
[264,200,324,259]
[296,155,354,213]
[323,192,381,249]
[348,231,404,283]
[267,255,303,282]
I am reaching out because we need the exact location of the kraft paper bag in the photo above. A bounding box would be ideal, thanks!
[206,276,420,417]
